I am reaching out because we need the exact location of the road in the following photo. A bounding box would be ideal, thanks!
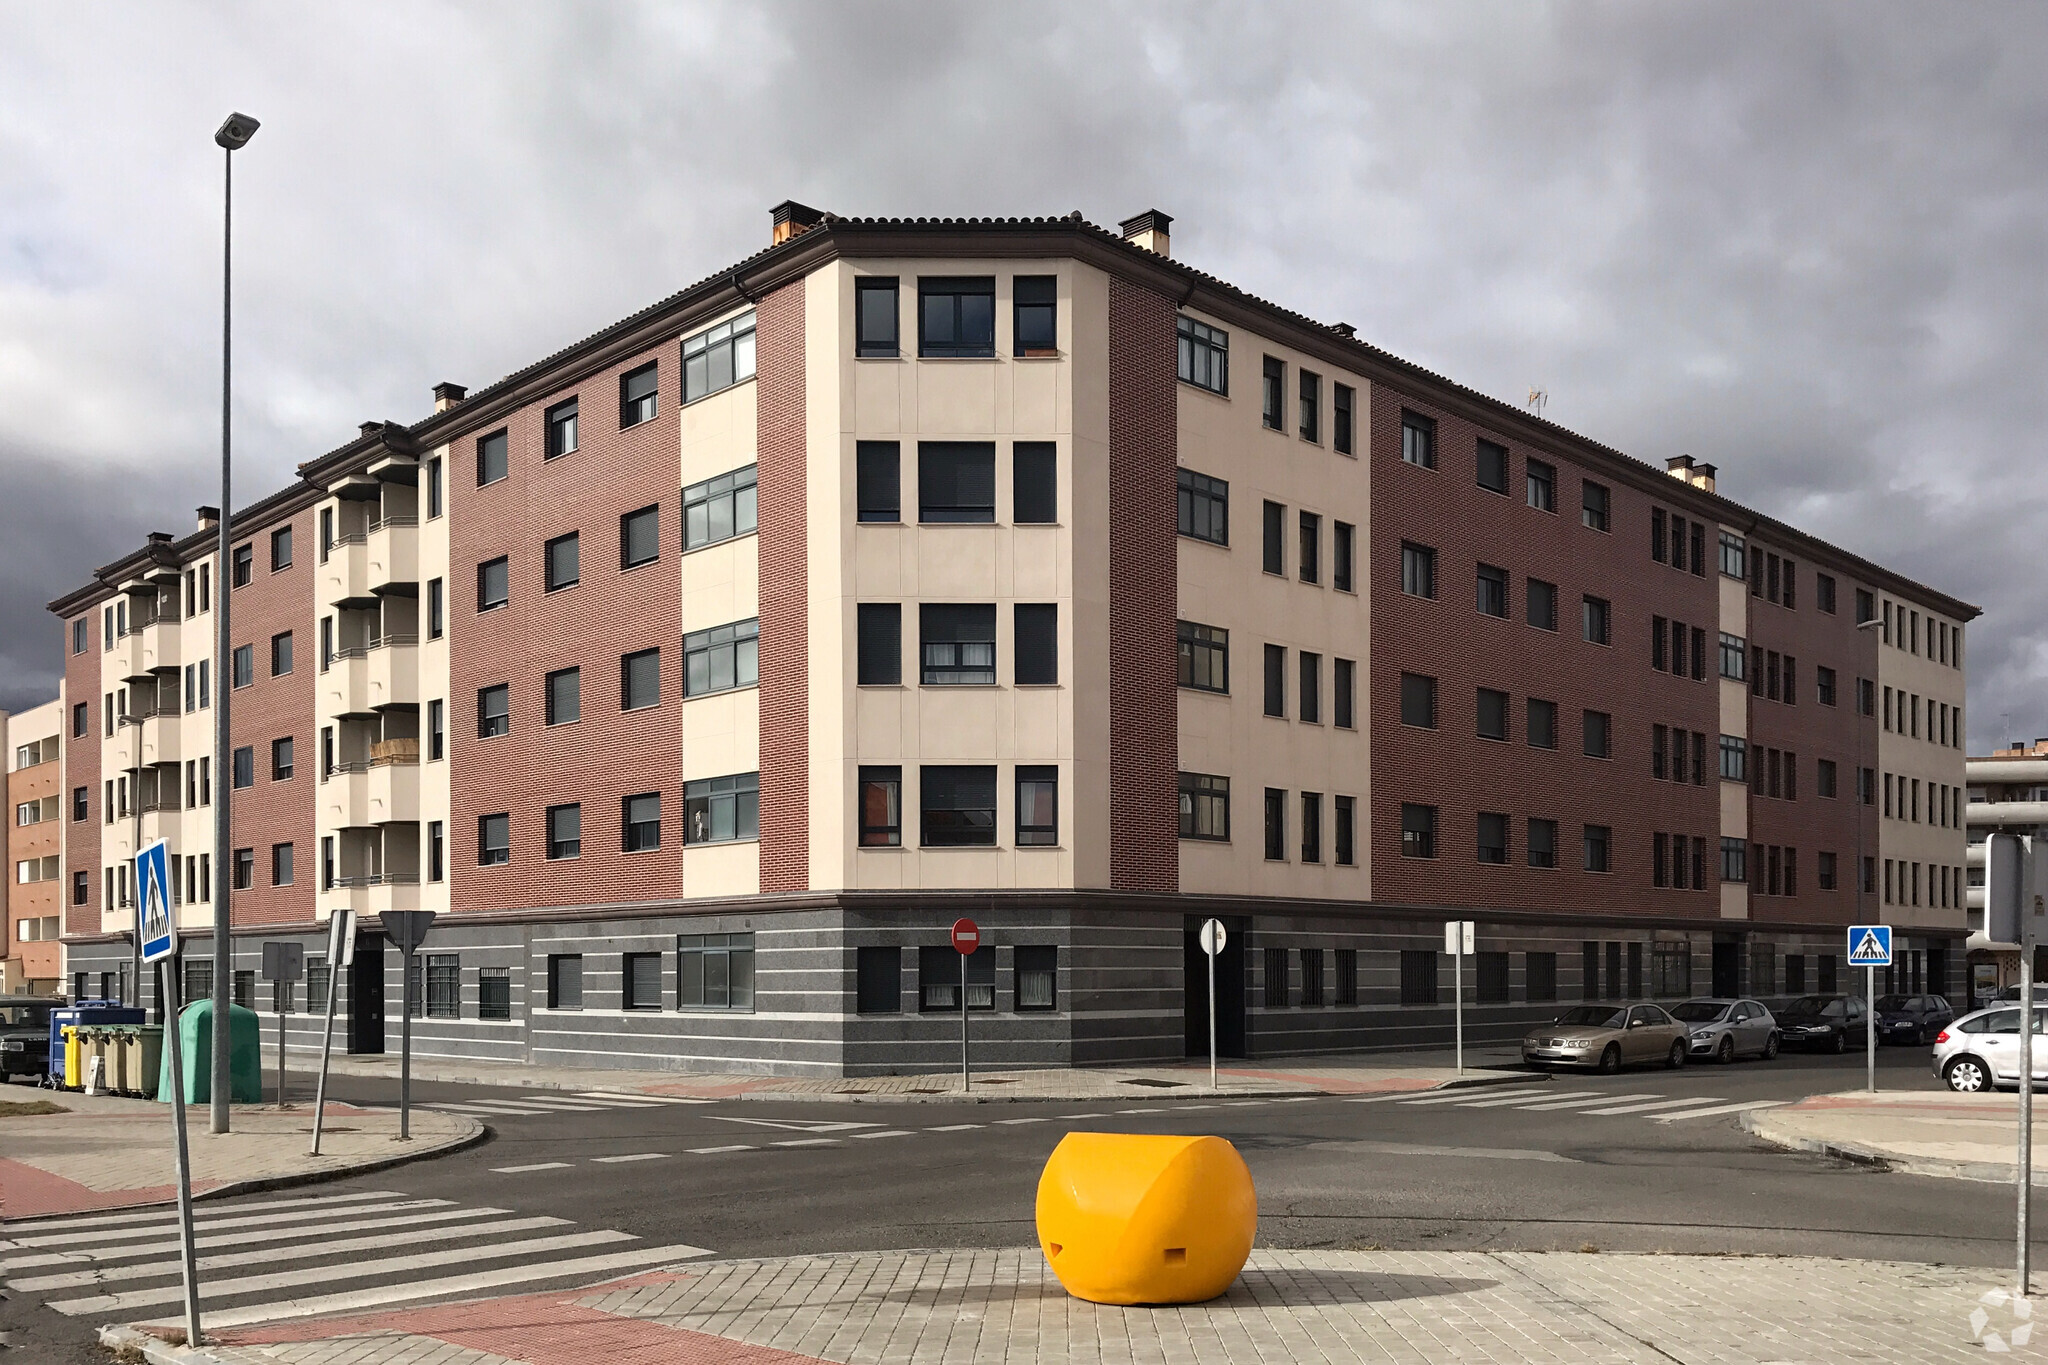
[0,1044,2009,1361]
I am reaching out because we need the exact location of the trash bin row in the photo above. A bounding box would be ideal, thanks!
[55,1023,162,1098]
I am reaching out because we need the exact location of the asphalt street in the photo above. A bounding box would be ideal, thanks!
[1,1044,2016,1362]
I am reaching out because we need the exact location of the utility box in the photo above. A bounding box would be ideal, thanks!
[158,998,261,1104]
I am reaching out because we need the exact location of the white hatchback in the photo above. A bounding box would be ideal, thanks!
[1932,1005,2048,1092]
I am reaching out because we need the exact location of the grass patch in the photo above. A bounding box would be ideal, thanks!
[0,1099,69,1116]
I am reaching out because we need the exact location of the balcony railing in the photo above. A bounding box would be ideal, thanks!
[331,632,420,663]
[330,871,422,889]
[328,759,373,776]
[369,513,419,533]
[328,528,369,549]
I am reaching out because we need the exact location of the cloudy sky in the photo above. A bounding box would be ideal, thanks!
[3,2,2043,748]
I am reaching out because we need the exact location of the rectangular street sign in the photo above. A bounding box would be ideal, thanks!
[1847,924,1893,967]
[261,941,304,983]
[138,838,175,964]
[1443,920,1475,954]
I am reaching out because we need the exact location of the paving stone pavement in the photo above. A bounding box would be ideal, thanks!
[179,1247,2020,1364]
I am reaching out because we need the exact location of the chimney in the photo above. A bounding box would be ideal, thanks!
[196,506,220,532]
[1665,454,1716,494]
[432,382,466,412]
[359,421,383,440]
[771,200,826,246]
[1119,209,1173,257]
[1332,322,1357,338]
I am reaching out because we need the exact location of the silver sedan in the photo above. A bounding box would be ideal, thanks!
[1670,998,1780,1063]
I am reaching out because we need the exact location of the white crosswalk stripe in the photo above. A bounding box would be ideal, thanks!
[419,1089,716,1119]
[5,1194,713,1330]
[1578,1096,1728,1116]
[1652,1099,1790,1123]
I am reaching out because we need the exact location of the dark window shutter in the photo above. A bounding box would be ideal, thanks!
[857,604,902,685]
[1014,604,1057,685]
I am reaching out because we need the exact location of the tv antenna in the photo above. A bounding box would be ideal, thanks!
[1526,387,1549,420]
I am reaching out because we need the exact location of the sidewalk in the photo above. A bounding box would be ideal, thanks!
[111,1246,2018,1364]
[0,1093,482,1219]
[1744,1089,2048,1184]
[321,1051,1544,1103]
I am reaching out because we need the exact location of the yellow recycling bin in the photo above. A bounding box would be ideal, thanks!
[1036,1132,1257,1305]
[61,1025,82,1088]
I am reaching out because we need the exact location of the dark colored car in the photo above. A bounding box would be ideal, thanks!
[0,996,55,1082]
[1874,994,1955,1046]
[1774,994,1868,1053]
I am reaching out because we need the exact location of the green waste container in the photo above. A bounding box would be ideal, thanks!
[135,1025,164,1099]
[158,998,261,1104]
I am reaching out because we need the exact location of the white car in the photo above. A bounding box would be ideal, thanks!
[1932,1004,2048,1092]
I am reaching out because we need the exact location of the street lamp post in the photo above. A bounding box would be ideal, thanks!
[210,112,259,1135]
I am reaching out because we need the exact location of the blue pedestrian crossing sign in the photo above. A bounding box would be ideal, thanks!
[1846,924,1893,968]
[137,838,175,964]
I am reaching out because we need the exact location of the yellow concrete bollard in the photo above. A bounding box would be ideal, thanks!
[1036,1131,1257,1305]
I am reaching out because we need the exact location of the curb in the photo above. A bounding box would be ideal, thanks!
[99,1323,233,1365]
[191,1116,490,1203]
[1739,1109,2048,1186]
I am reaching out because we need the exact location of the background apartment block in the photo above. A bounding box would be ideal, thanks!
[49,204,1974,1074]
[1964,737,2048,1005]
[5,696,67,995]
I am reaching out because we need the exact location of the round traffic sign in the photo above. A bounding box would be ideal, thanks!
[951,918,982,955]
[1199,918,1227,957]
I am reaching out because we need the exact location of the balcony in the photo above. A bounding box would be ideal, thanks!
[324,635,419,715]
[139,716,184,767]
[325,739,420,826]
[323,517,418,606]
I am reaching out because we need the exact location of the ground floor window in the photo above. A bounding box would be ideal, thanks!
[548,954,583,1010]
[426,954,460,1018]
[625,952,663,1010]
[1476,951,1510,1002]
[1650,942,1690,998]
[1526,951,1558,1002]
[920,943,992,1010]
[678,934,755,1010]
[1015,945,1057,1010]
[1400,949,1437,1004]
[480,967,511,1020]
[857,946,901,1013]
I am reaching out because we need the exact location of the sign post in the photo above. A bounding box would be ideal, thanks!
[1847,924,1892,1095]
[951,918,980,1092]
[382,911,437,1140]
[137,838,202,1349]
[1445,920,1473,1075]
[1199,919,1227,1093]
[260,942,304,1108]
[1988,832,2046,1297]
[309,909,355,1155]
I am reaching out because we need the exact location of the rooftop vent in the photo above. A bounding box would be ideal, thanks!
[1119,209,1173,257]
[432,382,467,412]
[771,200,827,246]
[196,506,220,532]
[1332,322,1357,338]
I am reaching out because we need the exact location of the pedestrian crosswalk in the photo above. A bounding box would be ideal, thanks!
[419,1089,716,1118]
[0,1188,712,1331]
[1346,1086,1789,1125]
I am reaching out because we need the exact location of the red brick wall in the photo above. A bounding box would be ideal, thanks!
[227,509,318,927]
[1107,277,1179,893]
[447,355,685,912]
[1369,389,1722,917]
[62,615,100,936]
[755,280,809,893]
[1745,546,1882,927]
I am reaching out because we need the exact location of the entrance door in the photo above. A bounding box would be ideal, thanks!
[1712,939,1741,998]
[348,932,385,1055]
[1184,915,1247,1058]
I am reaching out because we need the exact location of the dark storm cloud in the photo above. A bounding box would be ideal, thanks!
[2,2,2043,744]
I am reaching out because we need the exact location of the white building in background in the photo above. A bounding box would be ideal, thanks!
[1965,737,2048,1006]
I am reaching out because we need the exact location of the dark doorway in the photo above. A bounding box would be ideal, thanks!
[1184,915,1247,1058]
[348,932,386,1054]
[1712,938,1741,998]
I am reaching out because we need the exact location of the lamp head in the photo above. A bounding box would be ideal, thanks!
[215,113,260,151]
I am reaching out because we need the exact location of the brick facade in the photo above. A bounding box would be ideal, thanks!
[754,280,809,894]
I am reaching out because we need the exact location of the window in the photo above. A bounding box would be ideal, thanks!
[1855,588,1876,624]
[72,786,87,821]
[271,842,294,887]
[1262,501,1285,574]
[1476,951,1511,1004]
[544,532,580,591]
[477,429,509,485]
[270,525,293,571]
[427,699,445,760]
[856,945,901,1013]
[1527,698,1558,750]
[1400,672,1437,728]
[271,736,294,781]
[1017,766,1058,846]
[1334,658,1355,729]
[620,952,662,1011]
[621,648,661,710]
[1580,823,1611,873]
[271,631,293,676]
[1015,945,1057,1011]
[918,441,996,523]
[684,618,760,695]
[427,821,444,882]
[1335,795,1356,866]
[427,579,443,640]
[1401,950,1439,1004]
[922,765,996,846]
[1401,411,1437,468]
[684,466,758,549]
[859,766,902,846]
[1014,604,1058,685]
[1301,792,1322,861]
[1581,595,1611,645]
[1720,836,1748,883]
[1818,758,1837,798]
[1179,772,1230,841]
[1719,632,1747,680]
[1476,687,1509,741]
[1264,788,1286,861]
[477,556,509,611]
[231,542,253,587]
[1525,579,1558,632]
[1818,851,1839,891]
[232,644,253,688]
[1261,356,1284,430]
[618,361,658,426]
[1719,734,1747,781]
[72,701,87,738]
[1013,275,1057,356]
[1401,803,1438,858]
[1476,564,1508,617]
[1402,543,1437,599]
[1334,383,1355,455]
[232,745,254,789]
[682,310,756,402]
[426,456,443,517]
[856,277,899,357]
[1582,480,1610,531]
[471,812,511,866]
[1177,315,1229,393]
[232,847,254,891]
[1298,511,1320,583]
[921,943,992,1012]
[623,792,662,851]
[1651,943,1691,998]
[1817,666,1837,706]
[1176,621,1228,693]
[547,954,583,1009]
[1477,811,1509,864]
[1013,442,1057,524]
[544,667,580,725]
[1525,459,1556,512]
[1176,468,1229,545]
[920,605,995,685]
[1719,531,1746,579]
[1333,521,1354,592]
[1299,652,1321,723]
[1582,709,1612,759]
[72,617,86,654]
[544,397,578,458]
[1476,440,1508,494]
[1857,677,1875,716]
[857,604,902,685]
[852,440,904,524]
[919,277,995,357]
[477,683,510,738]
[1299,369,1320,441]
[1263,644,1285,717]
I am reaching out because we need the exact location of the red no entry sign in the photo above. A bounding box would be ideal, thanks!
[951,918,981,955]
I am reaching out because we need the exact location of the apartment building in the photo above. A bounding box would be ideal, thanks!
[49,204,1974,1075]
[1963,738,2048,1005]
[5,696,67,995]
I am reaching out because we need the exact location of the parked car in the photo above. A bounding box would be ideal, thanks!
[0,996,55,1083]
[1773,995,1868,1053]
[1873,994,1956,1046]
[1672,998,1781,1062]
[1521,1003,1689,1073]
[1933,1005,2048,1092]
